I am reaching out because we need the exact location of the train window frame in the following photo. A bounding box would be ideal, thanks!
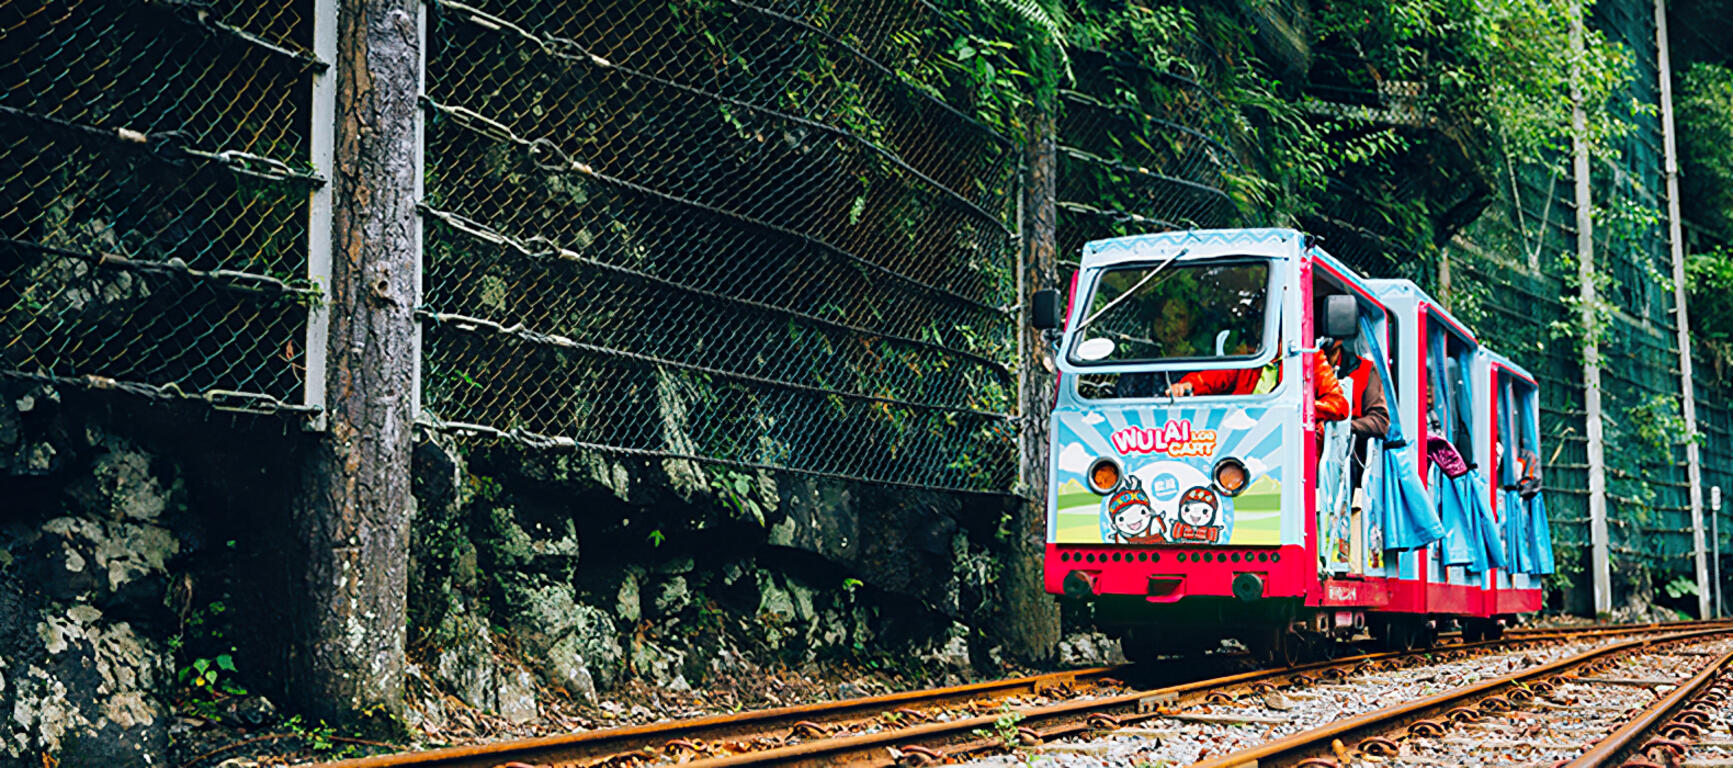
[1425,310,1479,456]
[1063,256,1282,370]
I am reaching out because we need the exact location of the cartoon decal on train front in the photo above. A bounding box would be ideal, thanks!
[1051,406,1286,546]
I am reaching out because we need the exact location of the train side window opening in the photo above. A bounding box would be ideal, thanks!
[1386,311,1403,406]
[1504,375,1542,489]
[1428,324,1477,459]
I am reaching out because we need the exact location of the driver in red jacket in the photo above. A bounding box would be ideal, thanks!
[1165,351,1351,423]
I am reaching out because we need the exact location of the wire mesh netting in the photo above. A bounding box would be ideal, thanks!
[1589,0,1701,582]
[417,0,1022,492]
[1452,158,1591,583]
[1695,349,1733,604]
[0,0,322,415]
[1445,0,1711,601]
[7,0,1729,577]
[1054,48,1246,268]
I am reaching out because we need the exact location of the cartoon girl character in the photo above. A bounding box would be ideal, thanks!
[1106,477,1167,544]
[1171,486,1223,544]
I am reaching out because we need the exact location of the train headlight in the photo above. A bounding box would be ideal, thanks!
[1213,457,1249,496]
[1063,570,1099,599]
[1087,457,1123,495]
[1232,572,1265,601]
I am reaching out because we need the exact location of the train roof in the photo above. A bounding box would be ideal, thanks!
[1080,228,1303,268]
[1479,348,1539,387]
[1365,278,1478,345]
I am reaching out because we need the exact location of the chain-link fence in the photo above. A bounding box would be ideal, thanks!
[1053,45,1247,283]
[0,0,325,417]
[7,0,1731,574]
[1443,0,1711,607]
[415,0,1023,492]
[1696,354,1733,609]
[1689,219,1733,609]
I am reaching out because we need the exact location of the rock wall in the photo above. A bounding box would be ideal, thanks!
[1,383,1034,762]
[403,437,1025,725]
[0,382,304,766]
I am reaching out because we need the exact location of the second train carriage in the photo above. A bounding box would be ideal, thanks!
[1032,228,1555,662]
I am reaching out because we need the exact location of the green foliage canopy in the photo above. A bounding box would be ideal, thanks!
[1677,62,1733,239]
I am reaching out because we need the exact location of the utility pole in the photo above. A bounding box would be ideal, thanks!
[1007,85,1062,663]
[1570,5,1612,617]
[1655,0,1712,619]
[292,0,422,722]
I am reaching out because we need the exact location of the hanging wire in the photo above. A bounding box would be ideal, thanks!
[1,0,318,417]
[418,0,1023,493]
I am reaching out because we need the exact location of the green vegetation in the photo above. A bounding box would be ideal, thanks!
[972,706,1029,751]
[1678,62,1733,239]
[1664,573,1702,599]
[1689,246,1733,345]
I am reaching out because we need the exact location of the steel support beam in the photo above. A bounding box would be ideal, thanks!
[1655,0,1712,619]
[304,0,338,429]
[1570,5,1612,617]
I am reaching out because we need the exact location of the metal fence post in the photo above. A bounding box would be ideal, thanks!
[1715,486,1724,617]
[1571,4,1612,617]
[1655,0,1712,618]
[304,0,339,430]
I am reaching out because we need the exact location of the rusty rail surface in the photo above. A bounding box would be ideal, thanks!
[299,620,1731,768]
[302,665,1125,768]
[648,625,1715,768]
[1189,625,1733,768]
[1563,643,1733,768]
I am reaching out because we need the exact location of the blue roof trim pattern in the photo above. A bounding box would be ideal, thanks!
[1083,228,1300,256]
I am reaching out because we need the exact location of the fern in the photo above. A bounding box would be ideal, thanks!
[980,0,1074,85]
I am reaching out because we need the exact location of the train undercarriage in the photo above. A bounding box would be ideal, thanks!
[1091,595,1512,666]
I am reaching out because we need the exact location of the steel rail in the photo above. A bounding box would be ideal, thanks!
[1562,644,1733,767]
[299,620,1733,768]
[1187,626,1733,768]
[303,665,1124,768]
[596,628,1670,768]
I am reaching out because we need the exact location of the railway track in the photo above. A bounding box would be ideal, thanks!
[1178,625,1733,768]
[1562,638,1733,768]
[299,620,1728,768]
[301,665,1132,768]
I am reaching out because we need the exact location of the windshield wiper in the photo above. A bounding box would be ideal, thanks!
[1076,248,1189,331]
[1095,328,1159,349]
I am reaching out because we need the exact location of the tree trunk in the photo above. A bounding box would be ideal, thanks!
[1005,98,1062,662]
[291,0,420,723]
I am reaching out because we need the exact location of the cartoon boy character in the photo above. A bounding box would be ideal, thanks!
[1171,486,1223,544]
[1106,477,1167,544]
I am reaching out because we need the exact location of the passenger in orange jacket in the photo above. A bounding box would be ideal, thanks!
[1166,354,1351,422]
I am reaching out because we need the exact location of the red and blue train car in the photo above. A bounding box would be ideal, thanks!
[1033,229,1554,662]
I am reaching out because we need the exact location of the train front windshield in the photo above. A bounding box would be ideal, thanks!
[1068,259,1274,366]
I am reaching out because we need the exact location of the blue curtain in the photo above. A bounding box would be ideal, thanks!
[1520,385,1556,574]
[1429,328,1507,574]
[1364,313,1444,551]
[1428,327,1474,566]
[1499,381,1530,572]
[1490,377,1557,576]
